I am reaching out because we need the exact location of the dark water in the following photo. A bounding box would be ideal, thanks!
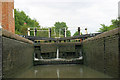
[15,64,112,78]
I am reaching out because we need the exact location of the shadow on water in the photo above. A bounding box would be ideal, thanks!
[15,64,112,78]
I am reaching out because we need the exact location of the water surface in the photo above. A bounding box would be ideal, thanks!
[15,64,112,78]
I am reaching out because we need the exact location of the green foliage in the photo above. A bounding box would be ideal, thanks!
[20,24,29,35]
[73,31,79,36]
[37,28,49,37]
[98,18,120,32]
[66,30,71,37]
[54,22,67,34]
[54,22,71,37]
[15,9,40,35]
[98,24,109,32]
[73,31,82,36]
[15,8,71,37]
[51,27,57,38]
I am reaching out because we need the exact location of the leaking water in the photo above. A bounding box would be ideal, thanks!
[57,68,60,78]
[15,65,112,78]
[34,53,39,61]
[40,56,43,59]
[79,50,83,59]
[56,47,59,59]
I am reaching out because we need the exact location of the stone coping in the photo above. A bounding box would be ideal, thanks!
[83,27,120,42]
[2,28,33,44]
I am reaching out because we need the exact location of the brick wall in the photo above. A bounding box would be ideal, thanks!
[0,2,2,25]
[83,28,120,78]
[0,0,15,33]
[0,29,2,79]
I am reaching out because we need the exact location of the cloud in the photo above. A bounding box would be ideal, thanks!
[14,0,120,35]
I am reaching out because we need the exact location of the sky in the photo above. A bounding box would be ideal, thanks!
[14,0,120,35]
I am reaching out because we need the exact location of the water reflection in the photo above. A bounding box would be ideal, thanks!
[15,64,112,78]
[34,70,38,77]
[57,69,60,78]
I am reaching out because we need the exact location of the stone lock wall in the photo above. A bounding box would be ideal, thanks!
[83,28,120,78]
[2,29,34,78]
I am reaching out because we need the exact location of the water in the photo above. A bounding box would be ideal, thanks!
[56,48,59,59]
[15,65,112,78]
[40,56,43,59]
[79,50,83,59]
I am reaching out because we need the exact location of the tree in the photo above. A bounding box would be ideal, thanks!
[66,30,71,37]
[54,22,71,37]
[37,28,49,37]
[98,24,109,32]
[73,31,82,36]
[73,31,79,36]
[98,18,120,32]
[54,22,68,34]
[20,24,29,35]
[15,9,40,35]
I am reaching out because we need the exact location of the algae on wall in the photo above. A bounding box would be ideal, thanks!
[83,28,120,78]
[2,37,34,78]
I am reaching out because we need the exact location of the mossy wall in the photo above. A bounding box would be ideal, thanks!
[83,28,120,78]
[2,29,34,78]
[2,37,34,78]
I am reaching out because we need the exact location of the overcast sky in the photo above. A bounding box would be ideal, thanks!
[14,0,120,35]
